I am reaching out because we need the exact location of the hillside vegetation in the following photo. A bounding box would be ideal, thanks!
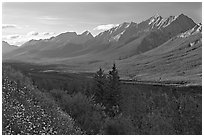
[2,64,202,135]
[2,65,82,135]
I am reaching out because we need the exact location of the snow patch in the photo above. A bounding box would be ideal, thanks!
[149,15,179,29]
[109,30,126,42]
[179,24,202,38]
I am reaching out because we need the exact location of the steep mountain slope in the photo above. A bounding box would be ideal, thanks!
[40,23,201,86]
[2,41,18,54]
[118,25,202,85]
[2,14,201,85]
[4,14,196,63]
[52,13,196,63]
[179,23,202,38]
[55,23,202,86]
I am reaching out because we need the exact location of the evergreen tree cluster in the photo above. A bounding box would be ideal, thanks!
[93,63,121,117]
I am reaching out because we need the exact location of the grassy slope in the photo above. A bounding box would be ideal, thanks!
[3,32,201,85]
[118,33,202,85]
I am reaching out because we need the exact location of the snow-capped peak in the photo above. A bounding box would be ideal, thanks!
[149,14,162,25]
[109,30,126,42]
[147,14,186,30]
[81,30,91,36]
[153,13,160,18]
[159,15,178,28]
[117,22,131,29]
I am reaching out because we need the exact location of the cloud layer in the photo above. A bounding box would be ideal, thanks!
[3,31,56,46]
[8,34,21,39]
[27,31,39,36]
[93,24,119,31]
[2,24,17,29]
[42,32,55,35]
[38,16,61,21]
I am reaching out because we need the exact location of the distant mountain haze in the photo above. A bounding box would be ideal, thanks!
[2,41,18,54]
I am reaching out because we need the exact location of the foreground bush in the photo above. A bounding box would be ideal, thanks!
[2,65,82,135]
[59,92,105,134]
[120,84,202,135]
[102,116,135,135]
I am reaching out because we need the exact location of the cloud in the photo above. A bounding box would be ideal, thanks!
[3,31,56,46]
[8,34,20,39]
[41,32,55,36]
[27,31,39,36]
[37,16,65,25]
[2,24,17,29]
[3,34,20,40]
[38,16,61,21]
[93,24,119,31]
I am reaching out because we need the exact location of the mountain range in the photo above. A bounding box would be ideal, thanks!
[2,13,202,85]
[2,41,18,54]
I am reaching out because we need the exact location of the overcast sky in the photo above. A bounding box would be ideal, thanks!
[2,2,202,46]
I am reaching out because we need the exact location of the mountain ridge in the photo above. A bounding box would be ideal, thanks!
[3,14,201,77]
[2,41,18,54]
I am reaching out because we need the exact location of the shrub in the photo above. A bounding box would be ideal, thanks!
[171,95,202,135]
[2,65,81,135]
[61,92,105,134]
[50,89,67,102]
[102,116,135,135]
[141,110,175,135]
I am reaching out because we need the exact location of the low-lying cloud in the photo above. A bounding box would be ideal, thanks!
[8,34,20,39]
[93,24,119,31]
[42,32,55,35]
[27,31,39,36]
[38,16,61,21]
[2,24,17,29]
[3,31,56,46]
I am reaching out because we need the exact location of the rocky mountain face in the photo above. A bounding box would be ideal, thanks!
[92,14,195,46]
[179,23,202,38]
[119,25,202,85]
[131,14,196,54]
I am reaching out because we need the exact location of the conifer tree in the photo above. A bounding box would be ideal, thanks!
[93,68,107,104]
[105,63,121,117]
[93,64,122,117]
